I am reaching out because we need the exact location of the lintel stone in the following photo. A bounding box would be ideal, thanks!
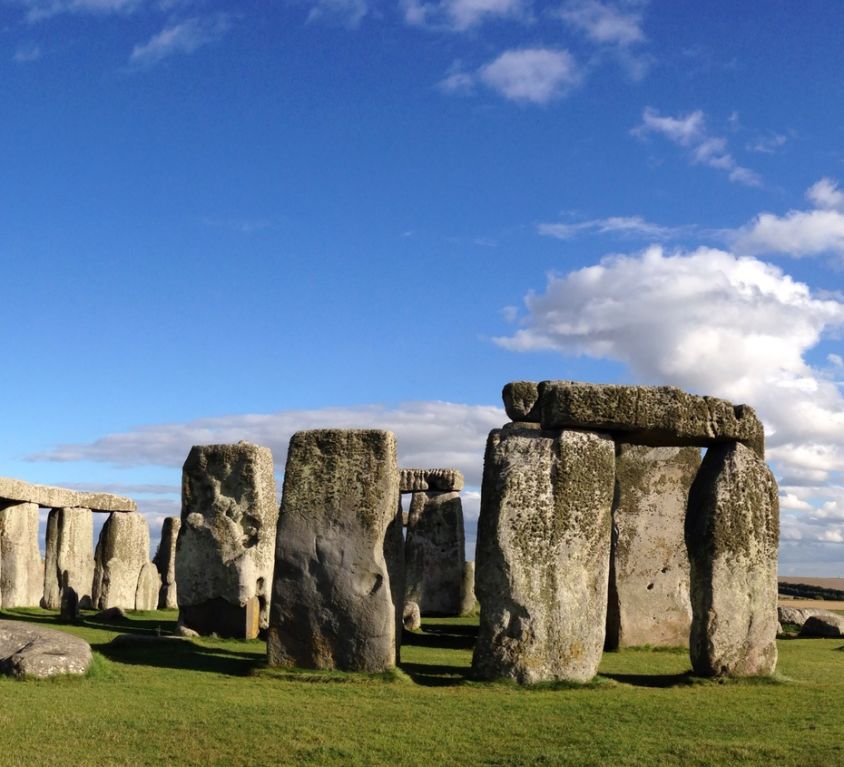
[0,476,136,513]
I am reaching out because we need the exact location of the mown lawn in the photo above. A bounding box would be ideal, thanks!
[0,608,842,766]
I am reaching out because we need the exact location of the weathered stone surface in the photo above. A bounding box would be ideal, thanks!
[399,468,464,493]
[472,427,615,684]
[531,381,765,457]
[0,620,91,679]
[403,601,421,631]
[0,476,136,513]
[778,606,841,627]
[798,614,844,638]
[42,507,94,611]
[92,512,152,610]
[686,442,779,676]
[0,502,43,607]
[404,491,465,615]
[459,560,477,616]
[383,497,405,662]
[502,381,540,422]
[177,442,277,638]
[135,561,161,611]
[93,606,126,622]
[268,429,399,672]
[153,517,180,609]
[606,445,700,649]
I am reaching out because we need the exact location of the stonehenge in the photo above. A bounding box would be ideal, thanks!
[43,507,95,610]
[153,517,180,609]
[0,501,43,608]
[93,512,159,611]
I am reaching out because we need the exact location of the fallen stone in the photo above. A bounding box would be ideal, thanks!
[459,560,477,616]
[798,614,844,638]
[153,517,180,609]
[0,620,92,679]
[42,507,94,611]
[176,624,200,638]
[403,601,422,631]
[0,501,43,607]
[0,476,136,513]
[472,426,615,684]
[404,490,465,615]
[399,468,464,493]
[177,442,278,638]
[93,606,127,622]
[686,442,779,676]
[502,381,541,422]
[606,445,700,649]
[268,429,399,672]
[531,381,765,457]
[778,606,841,627]
[135,561,161,611]
[92,512,151,611]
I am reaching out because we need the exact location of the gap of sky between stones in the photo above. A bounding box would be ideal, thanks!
[1,0,842,575]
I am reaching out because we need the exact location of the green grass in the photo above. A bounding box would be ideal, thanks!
[1,608,843,766]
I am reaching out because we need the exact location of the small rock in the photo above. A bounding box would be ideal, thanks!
[176,624,200,638]
[798,614,844,638]
[94,607,127,622]
[0,620,92,678]
[403,601,421,631]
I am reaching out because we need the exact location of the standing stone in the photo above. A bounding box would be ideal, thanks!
[42,507,94,611]
[686,442,779,676]
[472,427,615,684]
[92,512,151,611]
[404,491,465,616]
[383,497,405,662]
[267,429,399,672]
[135,561,161,611]
[153,517,180,609]
[177,442,278,638]
[459,560,476,616]
[403,601,422,631]
[0,501,43,607]
[606,445,700,648]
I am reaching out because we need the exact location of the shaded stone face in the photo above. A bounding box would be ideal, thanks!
[267,429,399,673]
[686,442,779,677]
[177,442,278,637]
[93,512,153,611]
[502,381,541,422]
[606,445,700,649]
[42,507,94,611]
[153,517,181,609]
[0,501,43,608]
[472,427,615,684]
[404,491,465,616]
[383,496,405,663]
[135,561,161,611]
[399,468,464,493]
[459,560,476,616]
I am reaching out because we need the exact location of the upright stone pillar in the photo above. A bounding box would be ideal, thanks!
[153,517,181,609]
[383,497,405,661]
[686,442,779,676]
[42,507,94,610]
[459,560,476,616]
[0,501,43,607]
[267,429,399,672]
[92,511,155,611]
[606,445,700,648]
[177,442,278,638]
[472,426,615,684]
[404,490,465,615]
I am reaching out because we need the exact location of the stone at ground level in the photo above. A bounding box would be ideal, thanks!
[0,476,135,513]
[268,429,399,672]
[472,426,615,684]
[399,468,464,493]
[177,442,278,638]
[403,601,421,631]
[798,614,844,638]
[383,497,405,662]
[459,560,476,616]
[153,517,180,609]
[686,442,779,676]
[778,606,841,627]
[42,507,94,611]
[606,444,700,649]
[0,620,92,679]
[92,512,152,611]
[0,501,43,608]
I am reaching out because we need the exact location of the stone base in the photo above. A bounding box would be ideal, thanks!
[179,597,261,639]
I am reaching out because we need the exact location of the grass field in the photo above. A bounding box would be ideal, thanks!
[1,608,842,766]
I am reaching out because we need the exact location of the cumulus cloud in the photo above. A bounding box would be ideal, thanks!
[537,214,680,241]
[129,14,230,67]
[634,107,761,187]
[402,0,528,31]
[478,47,580,104]
[557,0,645,46]
[806,177,844,211]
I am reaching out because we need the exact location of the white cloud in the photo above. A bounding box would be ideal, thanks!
[557,0,645,46]
[402,0,528,31]
[305,0,370,28]
[15,0,140,22]
[537,214,679,241]
[439,68,475,94]
[634,107,761,187]
[806,177,844,211]
[733,209,844,260]
[478,48,580,104]
[13,42,42,61]
[747,133,787,154]
[129,14,230,67]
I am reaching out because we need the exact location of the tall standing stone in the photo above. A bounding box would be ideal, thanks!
[686,442,779,676]
[606,444,700,648]
[0,501,43,607]
[42,507,94,610]
[153,517,181,609]
[177,442,278,638]
[267,429,399,672]
[472,427,615,684]
[92,512,153,611]
[404,490,465,615]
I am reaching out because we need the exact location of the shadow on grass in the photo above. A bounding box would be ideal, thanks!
[402,622,477,650]
[400,661,469,687]
[601,671,697,688]
[93,640,262,677]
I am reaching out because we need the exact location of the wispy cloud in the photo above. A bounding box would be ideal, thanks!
[305,0,370,28]
[478,47,581,104]
[633,107,762,187]
[129,13,230,68]
[402,0,529,32]
[537,214,681,241]
[15,0,141,22]
[747,132,788,154]
[202,217,274,235]
[13,42,42,62]
[557,0,645,46]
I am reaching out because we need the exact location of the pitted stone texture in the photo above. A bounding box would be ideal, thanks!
[403,601,421,631]
[533,381,765,457]
[0,476,135,512]
[268,429,399,672]
[178,442,278,637]
[0,620,92,679]
[798,614,844,638]
[472,427,615,684]
[404,491,465,616]
[135,561,161,611]
[383,497,405,662]
[42,508,94,611]
[459,560,477,616]
[502,381,541,422]
[399,468,464,493]
[93,512,152,610]
[686,442,779,677]
[153,517,180,609]
[0,502,43,607]
[606,445,700,648]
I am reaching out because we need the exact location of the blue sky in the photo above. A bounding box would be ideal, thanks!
[1,0,843,575]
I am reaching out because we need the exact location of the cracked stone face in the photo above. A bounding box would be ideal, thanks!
[0,501,43,608]
[42,507,94,611]
[92,511,153,611]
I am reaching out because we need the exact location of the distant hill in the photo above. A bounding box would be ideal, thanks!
[778,577,844,601]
